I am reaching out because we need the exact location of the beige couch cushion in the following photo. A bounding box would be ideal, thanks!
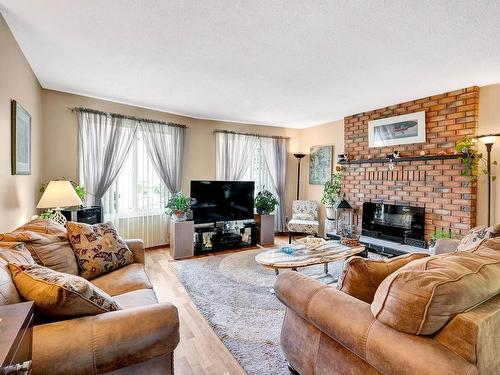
[113,289,158,309]
[91,263,153,296]
[9,263,121,318]
[1,219,79,275]
[337,252,428,303]
[67,222,133,280]
[371,238,500,335]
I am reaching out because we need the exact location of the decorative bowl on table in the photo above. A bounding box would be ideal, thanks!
[340,235,360,247]
[280,246,295,254]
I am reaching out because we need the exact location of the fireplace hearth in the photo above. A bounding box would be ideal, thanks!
[362,202,426,248]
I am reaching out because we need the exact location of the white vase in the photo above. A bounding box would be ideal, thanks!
[325,205,336,220]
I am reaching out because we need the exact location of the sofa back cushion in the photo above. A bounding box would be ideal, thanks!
[8,263,121,317]
[337,252,428,303]
[0,219,79,275]
[371,238,500,335]
[67,222,133,280]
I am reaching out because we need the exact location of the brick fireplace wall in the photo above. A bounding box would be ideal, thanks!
[342,86,479,240]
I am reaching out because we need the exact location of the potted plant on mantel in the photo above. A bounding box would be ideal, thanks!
[254,189,279,246]
[321,171,342,220]
[166,192,192,222]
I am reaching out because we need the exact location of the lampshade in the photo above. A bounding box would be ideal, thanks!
[477,134,500,145]
[37,181,83,209]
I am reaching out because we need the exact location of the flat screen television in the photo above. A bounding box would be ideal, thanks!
[190,181,255,224]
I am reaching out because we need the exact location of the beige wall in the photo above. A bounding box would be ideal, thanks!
[41,89,301,222]
[0,15,43,232]
[297,120,344,234]
[478,84,500,226]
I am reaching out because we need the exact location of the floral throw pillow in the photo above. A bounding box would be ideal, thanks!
[456,226,498,252]
[66,222,133,280]
[8,263,120,317]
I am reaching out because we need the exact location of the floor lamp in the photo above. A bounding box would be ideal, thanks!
[293,153,306,200]
[477,134,500,226]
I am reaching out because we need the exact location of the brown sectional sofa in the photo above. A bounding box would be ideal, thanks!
[275,238,500,375]
[0,232,179,374]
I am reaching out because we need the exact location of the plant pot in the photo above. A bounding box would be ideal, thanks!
[171,210,187,222]
[325,205,336,220]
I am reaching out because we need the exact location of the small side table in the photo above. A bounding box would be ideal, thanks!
[0,302,34,375]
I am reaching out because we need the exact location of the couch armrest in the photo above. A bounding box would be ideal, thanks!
[33,303,179,375]
[274,272,375,358]
[125,239,145,264]
[434,238,460,254]
[337,252,429,303]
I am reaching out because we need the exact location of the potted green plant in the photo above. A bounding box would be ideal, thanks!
[321,171,342,220]
[456,136,497,181]
[255,190,279,215]
[254,190,278,246]
[166,192,192,221]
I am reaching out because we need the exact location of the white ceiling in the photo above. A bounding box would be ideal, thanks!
[1,1,500,128]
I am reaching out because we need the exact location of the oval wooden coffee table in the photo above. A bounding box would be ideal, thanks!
[255,242,365,292]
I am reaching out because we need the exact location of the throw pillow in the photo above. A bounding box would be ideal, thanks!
[8,263,121,317]
[66,222,133,280]
[371,238,500,335]
[292,213,314,221]
[337,252,429,303]
[456,225,498,252]
[0,242,35,265]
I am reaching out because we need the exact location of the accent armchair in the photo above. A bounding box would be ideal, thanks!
[287,200,320,243]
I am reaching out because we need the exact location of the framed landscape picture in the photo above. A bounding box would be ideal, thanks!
[309,145,333,185]
[368,111,426,148]
[11,100,31,175]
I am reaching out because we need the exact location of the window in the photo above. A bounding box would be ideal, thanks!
[242,142,275,197]
[102,130,170,247]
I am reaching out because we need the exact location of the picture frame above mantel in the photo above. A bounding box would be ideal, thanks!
[368,111,426,148]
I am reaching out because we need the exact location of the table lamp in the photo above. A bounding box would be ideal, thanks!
[37,180,83,226]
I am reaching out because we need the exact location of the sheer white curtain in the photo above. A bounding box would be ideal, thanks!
[102,129,170,248]
[139,121,185,194]
[78,109,186,248]
[78,111,138,206]
[215,131,288,232]
[216,132,258,180]
[260,137,288,232]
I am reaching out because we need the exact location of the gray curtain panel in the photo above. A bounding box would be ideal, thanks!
[260,137,288,232]
[78,111,138,206]
[139,121,185,194]
[216,132,258,180]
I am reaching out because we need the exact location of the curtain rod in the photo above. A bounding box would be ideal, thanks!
[213,129,290,140]
[68,107,188,128]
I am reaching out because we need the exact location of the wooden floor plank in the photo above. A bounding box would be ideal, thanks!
[145,246,248,375]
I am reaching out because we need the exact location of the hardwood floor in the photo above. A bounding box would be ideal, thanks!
[145,247,248,375]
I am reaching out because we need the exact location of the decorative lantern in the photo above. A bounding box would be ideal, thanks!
[335,194,354,235]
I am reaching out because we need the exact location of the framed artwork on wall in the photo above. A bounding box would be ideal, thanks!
[368,111,426,148]
[309,145,334,185]
[11,99,31,175]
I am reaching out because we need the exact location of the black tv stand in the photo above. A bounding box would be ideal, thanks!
[194,221,257,255]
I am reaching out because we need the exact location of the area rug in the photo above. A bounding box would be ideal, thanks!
[174,248,344,375]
